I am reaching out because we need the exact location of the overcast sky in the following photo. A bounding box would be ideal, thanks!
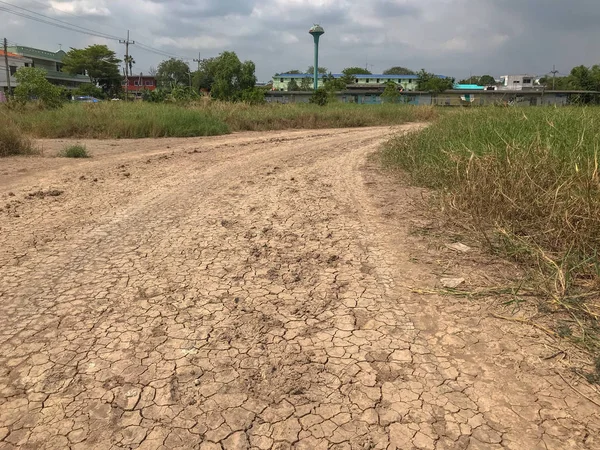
[3,0,600,81]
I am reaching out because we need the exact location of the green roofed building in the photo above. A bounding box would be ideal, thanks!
[7,45,90,89]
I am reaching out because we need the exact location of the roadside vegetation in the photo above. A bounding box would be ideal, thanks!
[0,117,36,157]
[60,144,90,158]
[383,107,600,363]
[2,102,437,139]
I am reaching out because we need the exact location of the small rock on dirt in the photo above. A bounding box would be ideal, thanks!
[441,278,466,288]
[446,243,472,253]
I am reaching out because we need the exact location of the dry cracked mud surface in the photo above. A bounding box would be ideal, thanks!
[1,125,599,450]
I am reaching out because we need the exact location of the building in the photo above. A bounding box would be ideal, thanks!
[7,45,89,89]
[272,73,444,92]
[122,74,157,97]
[499,74,538,90]
[0,50,33,94]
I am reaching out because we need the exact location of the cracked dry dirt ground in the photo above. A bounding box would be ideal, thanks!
[0,125,599,450]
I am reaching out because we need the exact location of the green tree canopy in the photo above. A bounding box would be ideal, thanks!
[383,66,415,75]
[342,67,371,75]
[381,81,402,103]
[281,69,302,74]
[416,70,454,93]
[156,58,190,89]
[14,67,63,108]
[287,79,300,91]
[62,45,121,93]
[193,57,217,91]
[306,66,328,74]
[458,75,496,86]
[299,77,312,90]
[210,51,257,101]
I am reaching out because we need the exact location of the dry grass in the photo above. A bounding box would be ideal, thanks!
[382,107,600,362]
[0,118,36,157]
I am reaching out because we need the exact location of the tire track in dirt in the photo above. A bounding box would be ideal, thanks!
[0,125,598,449]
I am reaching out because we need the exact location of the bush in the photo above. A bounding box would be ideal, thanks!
[0,121,35,156]
[309,88,329,106]
[14,67,64,109]
[240,88,266,105]
[60,144,89,158]
[74,83,104,99]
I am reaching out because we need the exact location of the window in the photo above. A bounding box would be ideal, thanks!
[145,80,153,86]
[376,79,380,83]
[280,78,283,82]
[134,81,140,86]
[523,78,532,84]
[365,79,369,83]
[513,80,520,84]
[9,66,17,76]
[24,63,29,67]
[355,79,359,83]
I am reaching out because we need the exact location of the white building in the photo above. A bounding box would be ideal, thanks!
[0,50,33,95]
[499,74,537,90]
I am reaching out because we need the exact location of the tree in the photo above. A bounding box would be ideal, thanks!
[383,66,415,75]
[287,79,300,91]
[193,57,217,91]
[62,45,122,94]
[299,77,312,90]
[210,51,257,101]
[416,69,454,93]
[306,66,328,74]
[14,67,63,108]
[281,69,302,74]
[381,81,402,103]
[342,67,371,76]
[478,75,496,86]
[156,58,191,89]
[148,66,157,77]
[323,73,346,92]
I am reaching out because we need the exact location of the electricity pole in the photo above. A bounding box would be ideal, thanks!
[119,30,135,101]
[3,38,11,96]
[193,52,201,71]
[550,65,559,90]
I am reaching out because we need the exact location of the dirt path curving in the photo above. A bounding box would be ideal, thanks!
[0,125,598,449]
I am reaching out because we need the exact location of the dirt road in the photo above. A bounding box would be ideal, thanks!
[0,126,598,450]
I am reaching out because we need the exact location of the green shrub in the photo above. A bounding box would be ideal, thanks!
[61,144,89,158]
[14,67,64,109]
[309,88,329,106]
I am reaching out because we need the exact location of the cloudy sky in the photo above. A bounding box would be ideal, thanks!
[2,0,599,81]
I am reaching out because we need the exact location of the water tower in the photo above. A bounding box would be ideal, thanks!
[309,24,325,91]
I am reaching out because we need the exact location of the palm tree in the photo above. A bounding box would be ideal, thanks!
[124,55,135,77]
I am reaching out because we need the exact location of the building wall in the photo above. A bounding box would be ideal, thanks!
[0,53,32,89]
[265,90,591,106]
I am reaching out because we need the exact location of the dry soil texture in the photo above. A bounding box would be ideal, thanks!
[0,126,599,450]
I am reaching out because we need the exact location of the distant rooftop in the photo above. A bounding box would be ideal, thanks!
[7,46,67,62]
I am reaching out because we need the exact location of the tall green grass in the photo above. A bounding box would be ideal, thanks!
[3,101,436,139]
[8,102,229,138]
[383,107,600,354]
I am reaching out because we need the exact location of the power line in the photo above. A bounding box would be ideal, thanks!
[0,6,120,41]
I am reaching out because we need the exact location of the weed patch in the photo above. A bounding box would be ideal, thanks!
[382,107,600,357]
[0,120,36,157]
[60,144,89,158]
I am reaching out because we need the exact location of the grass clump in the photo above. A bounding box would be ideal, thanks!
[382,107,600,355]
[61,144,89,158]
[0,120,36,157]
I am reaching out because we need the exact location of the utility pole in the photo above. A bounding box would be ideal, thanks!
[193,52,201,71]
[550,65,559,90]
[3,38,11,96]
[119,30,135,101]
